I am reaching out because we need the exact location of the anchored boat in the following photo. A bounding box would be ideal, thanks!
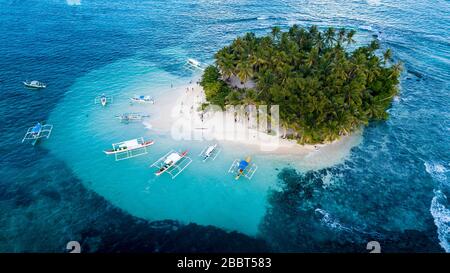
[228,156,258,180]
[95,94,113,107]
[198,143,221,162]
[131,95,154,104]
[22,122,53,146]
[115,112,150,123]
[23,80,46,89]
[150,150,192,179]
[104,137,154,161]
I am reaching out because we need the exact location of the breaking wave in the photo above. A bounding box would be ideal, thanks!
[424,161,449,185]
[314,208,352,232]
[425,161,449,252]
[430,190,450,252]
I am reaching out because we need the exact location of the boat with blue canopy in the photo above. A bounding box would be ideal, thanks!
[22,122,53,146]
[228,156,258,180]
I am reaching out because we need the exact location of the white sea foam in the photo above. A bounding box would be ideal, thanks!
[143,121,153,130]
[424,161,448,185]
[430,190,450,252]
[66,0,81,6]
[425,161,449,252]
[321,171,334,188]
[366,0,382,6]
[360,25,374,32]
[315,208,351,232]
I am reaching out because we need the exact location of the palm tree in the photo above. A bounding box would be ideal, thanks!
[233,37,245,56]
[215,50,235,80]
[368,40,380,52]
[306,47,319,68]
[337,28,346,45]
[249,51,267,73]
[236,61,253,83]
[324,27,336,48]
[204,25,400,144]
[346,29,356,46]
[383,49,392,65]
[271,26,281,43]
[389,62,402,79]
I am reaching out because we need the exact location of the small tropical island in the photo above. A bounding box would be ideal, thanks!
[200,25,401,144]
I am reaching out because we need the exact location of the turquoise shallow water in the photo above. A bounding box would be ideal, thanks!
[0,0,449,252]
[46,58,277,235]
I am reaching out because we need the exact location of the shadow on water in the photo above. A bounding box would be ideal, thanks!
[0,156,268,253]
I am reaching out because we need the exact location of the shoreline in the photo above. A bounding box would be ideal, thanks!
[145,79,363,168]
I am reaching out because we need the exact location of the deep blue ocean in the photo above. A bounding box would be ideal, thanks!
[0,0,449,252]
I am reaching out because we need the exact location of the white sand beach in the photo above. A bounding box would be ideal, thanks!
[146,79,362,168]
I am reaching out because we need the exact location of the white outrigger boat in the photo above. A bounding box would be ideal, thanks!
[185,58,205,71]
[22,122,53,146]
[115,112,150,123]
[23,80,46,89]
[198,143,221,162]
[130,95,154,104]
[104,137,154,161]
[228,156,258,180]
[95,94,113,107]
[150,150,192,179]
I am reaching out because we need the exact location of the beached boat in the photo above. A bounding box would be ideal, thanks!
[104,137,154,161]
[150,150,192,179]
[228,156,258,180]
[94,94,113,107]
[22,122,53,146]
[130,95,154,104]
[23,80,46,89]
[115,112,150,123]
[198,143,221,162]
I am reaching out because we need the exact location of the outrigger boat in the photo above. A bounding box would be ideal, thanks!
[228,156,258,180]
[150,150,192,179]
[130,95,155,104]
[22,122,53,146]
[23,80,46,89]
[198,143,221,162]
[104,137,154,161]
[95,94,113,107]
[115,112,150,123]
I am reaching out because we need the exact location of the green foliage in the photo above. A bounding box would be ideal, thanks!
[200,66,231,108]
[203,25,401,144]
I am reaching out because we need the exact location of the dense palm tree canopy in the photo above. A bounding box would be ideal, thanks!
[200,25,401,144]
